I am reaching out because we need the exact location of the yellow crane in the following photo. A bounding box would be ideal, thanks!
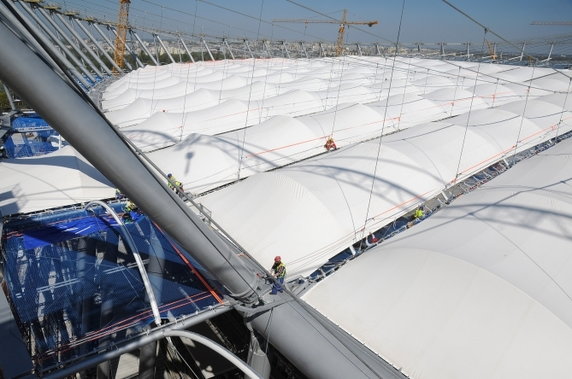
[274,9,378,56]
[485,39,496,61]
[113,0,130,71]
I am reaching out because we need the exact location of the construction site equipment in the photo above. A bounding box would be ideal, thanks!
[113,0,130,72]
[485,39,497,60]
[274,9,377,56]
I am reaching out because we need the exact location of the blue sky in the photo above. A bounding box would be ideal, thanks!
[48,0,572,47]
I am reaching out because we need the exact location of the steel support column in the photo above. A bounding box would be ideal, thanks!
[132,30,159,65]
[35,6,103,78]
[155,34,176,64]
[202,38,215,61]
[56,13,112,76]
[16,1,96,82]
[1,0,90,87]
[299,41,308,58]
[281,41,290,59]
[74,18,123,73]
[111,26,143,68]
[244,39,254,58]
[93,23,132,71]
[2,83,16,111]
[546,42,554,62]
[263,40,271,58]
[180,37,195,62]
[223,38,235,60]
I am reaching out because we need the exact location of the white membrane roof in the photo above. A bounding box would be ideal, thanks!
[2,56,572,379]
[198,96,572,278]
[3,58,571,221]
[102,57,566,154]
[301,135,572,379]
[0,146,114,215]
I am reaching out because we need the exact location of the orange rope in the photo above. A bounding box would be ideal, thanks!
[153,221,224,303]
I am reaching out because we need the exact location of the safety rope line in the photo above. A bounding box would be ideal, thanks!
[235,0,265,182]
[396,56,413,131]
[509,64,536,166]
[452,31,487,185]
[329,55,347,138]
[179,60,193,143]
[325,56,337,111]
[359,0,407,243]
[492,78,499,107]
[262,305,275,356]
[150,42,160,118]
[555,77,572,141]
[376,56,389,101]
[259,15,276,125]
[191,0,200,91]
[449,65,462,117]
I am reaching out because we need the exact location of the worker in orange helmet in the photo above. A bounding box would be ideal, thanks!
[324,136,337,151]
[270,256,286,294]
[368,232,379,245]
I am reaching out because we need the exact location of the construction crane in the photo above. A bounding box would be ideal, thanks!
[274,9,378,56]
[485,39,497,61]
[113,0,130,72]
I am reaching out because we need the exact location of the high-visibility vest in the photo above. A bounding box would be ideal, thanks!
[125,201,137,212]
[168,176,182,189]
[273,262,286,278]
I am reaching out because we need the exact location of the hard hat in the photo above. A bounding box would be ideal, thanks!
[167,173,172,177]
[274,256,281,262]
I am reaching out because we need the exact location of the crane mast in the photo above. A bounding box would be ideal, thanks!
[113,0,130,72]
[335,9,349,56]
